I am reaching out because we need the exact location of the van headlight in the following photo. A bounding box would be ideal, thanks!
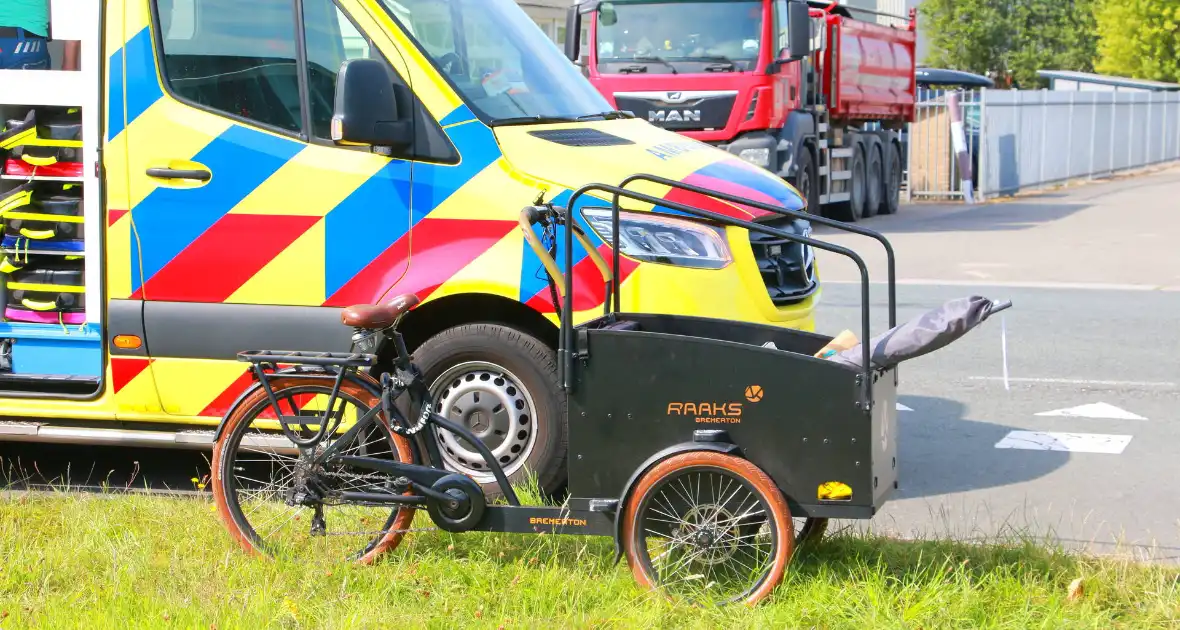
[581,208,733,269]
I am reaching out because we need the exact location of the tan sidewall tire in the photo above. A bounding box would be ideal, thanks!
[211,374,417,565]
[620,451,794,606]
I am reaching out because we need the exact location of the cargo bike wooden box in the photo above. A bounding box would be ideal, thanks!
[211,175,1008,606]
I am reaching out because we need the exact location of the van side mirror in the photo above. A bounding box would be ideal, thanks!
[331,58,412,150]
[786,0,811,61]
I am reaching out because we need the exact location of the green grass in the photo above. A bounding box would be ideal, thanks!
[1,487,1177,629]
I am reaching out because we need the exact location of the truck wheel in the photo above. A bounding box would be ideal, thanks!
[793,148,819,214]
[879,143,902,215]
[412,323,567,500]
[864,145,883,219]
[830,144,867,222]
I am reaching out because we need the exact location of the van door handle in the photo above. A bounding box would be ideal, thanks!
[146,167,211,181]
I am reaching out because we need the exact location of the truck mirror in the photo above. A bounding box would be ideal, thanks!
[787,0,811,60]
[331,58,413,150]
[564,6,582,61]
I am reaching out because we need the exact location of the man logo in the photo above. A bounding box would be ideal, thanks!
[745,385,764,403]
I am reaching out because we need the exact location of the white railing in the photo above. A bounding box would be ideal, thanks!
[907,88,1180,201]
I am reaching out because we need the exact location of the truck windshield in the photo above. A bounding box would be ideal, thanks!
[596,1,764,73]
[379,0,613,125]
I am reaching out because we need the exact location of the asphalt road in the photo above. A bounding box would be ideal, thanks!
[3,165,1179,562]
[812,164,1180,562]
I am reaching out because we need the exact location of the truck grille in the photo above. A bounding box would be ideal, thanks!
[613,91,737,131]
[748,217,818,306]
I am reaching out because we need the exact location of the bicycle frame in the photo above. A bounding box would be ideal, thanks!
[237,344,522,508]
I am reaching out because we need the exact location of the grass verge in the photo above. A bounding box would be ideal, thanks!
[1,488,1177,629]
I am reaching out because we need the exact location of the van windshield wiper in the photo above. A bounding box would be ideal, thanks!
[575,110,635,121]
[488,115,580,127]
[632,55,679,74]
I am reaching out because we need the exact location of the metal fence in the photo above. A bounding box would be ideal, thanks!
[906,89,1180,201]
[904,89,982,201]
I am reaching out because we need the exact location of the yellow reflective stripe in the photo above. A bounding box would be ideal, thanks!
[0,128,35,150]
[0,190,33,215]
[6,212,84,223]
[17,138,83,148]
[18,228,58,239]
[8,282,85,293]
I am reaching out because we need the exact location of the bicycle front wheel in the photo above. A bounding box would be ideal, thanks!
[212,372,418,564]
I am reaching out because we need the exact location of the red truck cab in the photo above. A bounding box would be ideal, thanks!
[566,0,917,222]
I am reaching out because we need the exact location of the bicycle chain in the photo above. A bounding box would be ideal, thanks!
[313,470,441,538]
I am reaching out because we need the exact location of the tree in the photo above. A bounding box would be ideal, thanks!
[919,0,1099,88]
[1094,0,1180,82]
[919,0,1009,78]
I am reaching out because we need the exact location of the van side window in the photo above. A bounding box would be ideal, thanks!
[155,0,303,133]
[302,0,380,139]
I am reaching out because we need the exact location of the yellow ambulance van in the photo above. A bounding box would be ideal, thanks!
[0,0,818,496]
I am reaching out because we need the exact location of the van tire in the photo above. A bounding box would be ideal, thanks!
[412,323,567,500]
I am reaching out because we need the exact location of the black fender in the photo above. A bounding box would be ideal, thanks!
[610,440,743,564]
[210,365,384,443]
[775,111,818,180]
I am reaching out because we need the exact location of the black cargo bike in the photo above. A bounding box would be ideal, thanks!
[210,176,1009,606]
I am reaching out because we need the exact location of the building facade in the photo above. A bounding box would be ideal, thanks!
[518,0,572,46]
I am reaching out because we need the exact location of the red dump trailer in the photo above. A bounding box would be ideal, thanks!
[567,0,918,221]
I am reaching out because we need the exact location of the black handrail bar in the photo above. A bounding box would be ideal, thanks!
[617,173,898,329]
[557,183,879,414]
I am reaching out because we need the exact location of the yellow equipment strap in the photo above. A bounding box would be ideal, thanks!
[18,228,58,240]
[19,155,58,167]
[20,298,58,311]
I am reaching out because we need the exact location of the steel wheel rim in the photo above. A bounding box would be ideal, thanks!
[635,466,779,605]
[429,360,540,482]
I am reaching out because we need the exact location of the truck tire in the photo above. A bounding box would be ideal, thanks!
[879,142,902,215]
[793,147,819,214]
[412,323,567,500]
[830,143,868,222]
[864,144,883,219]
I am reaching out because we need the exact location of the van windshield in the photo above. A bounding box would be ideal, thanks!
[596,0,764,73]
[379,0,614,125]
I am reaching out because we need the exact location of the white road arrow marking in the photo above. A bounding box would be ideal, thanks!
[896,403,913,411]
[995,431,1132,454]
[1034,402,1147,421]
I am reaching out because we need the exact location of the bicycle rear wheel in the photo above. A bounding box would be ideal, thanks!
[212,372,418,564]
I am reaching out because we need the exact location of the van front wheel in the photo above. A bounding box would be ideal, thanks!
[412,323,567,500]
